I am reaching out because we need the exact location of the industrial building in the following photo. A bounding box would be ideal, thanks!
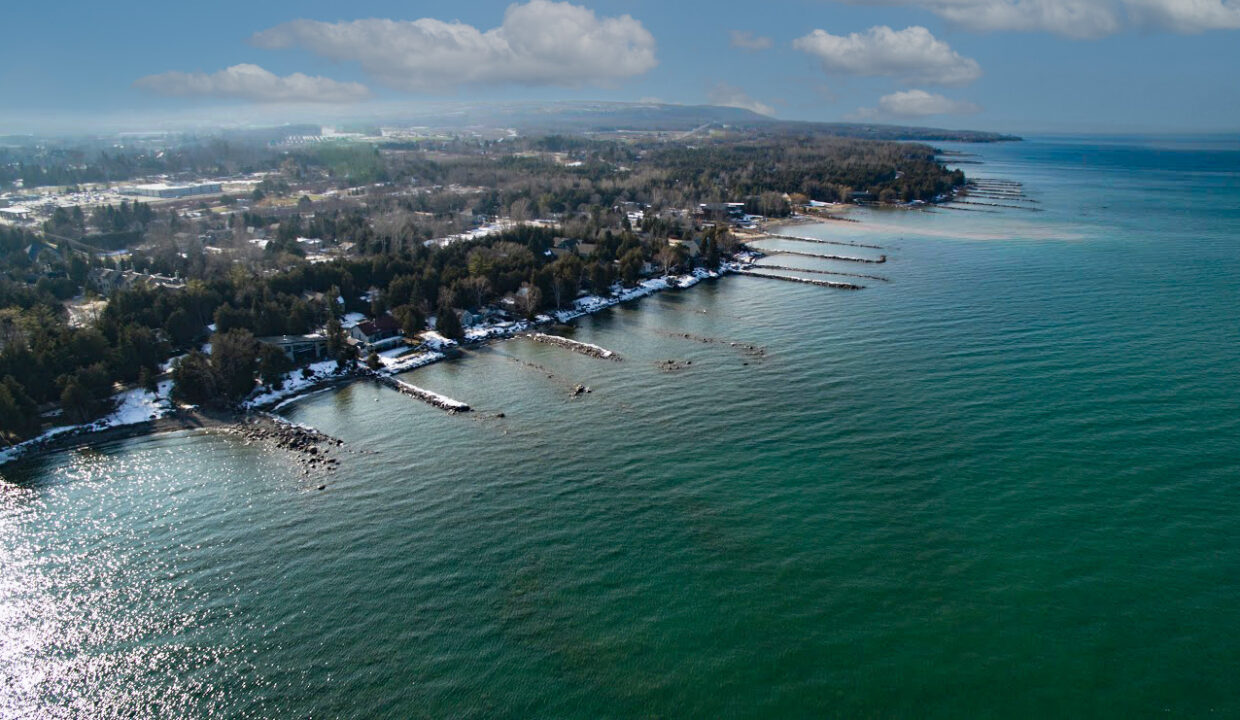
[122,182,222,199]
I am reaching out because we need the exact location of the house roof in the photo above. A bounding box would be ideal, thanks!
[356,314,400,336]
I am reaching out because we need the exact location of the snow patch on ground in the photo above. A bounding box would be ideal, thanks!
[108,381,175,426]
[420,332,459,351]
[0,381,175,466]
[548,269,719,323]
[378,349,445,374]
[464,320,532,342]
[244,360,350,410]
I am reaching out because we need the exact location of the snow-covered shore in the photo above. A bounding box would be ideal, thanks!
[248,267,730,412]
[1,266,734,467]
[0,381,176,466]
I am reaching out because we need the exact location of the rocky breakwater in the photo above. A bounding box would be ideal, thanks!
[531,333,620,360]
[381,377,472,413]
[233,415,344,477]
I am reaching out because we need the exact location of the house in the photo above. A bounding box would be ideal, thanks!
[87,268,185,296]
[550,237,578,259]
[348,314,403,349]
[258,334,329,364]
[0,206,32,223]
[698,203,746,223]
[669,238,701,258]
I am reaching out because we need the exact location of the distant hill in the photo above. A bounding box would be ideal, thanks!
[378,102,1021,143]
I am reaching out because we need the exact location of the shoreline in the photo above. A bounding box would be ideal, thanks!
[0,266,735,470]
[2,205,923,470]
[0,408,237,473]
[0,407,348,477]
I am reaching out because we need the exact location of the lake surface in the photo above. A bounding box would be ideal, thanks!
[3,136,1239,718]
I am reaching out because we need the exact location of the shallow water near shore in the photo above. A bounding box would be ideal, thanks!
[3,136,1239,717]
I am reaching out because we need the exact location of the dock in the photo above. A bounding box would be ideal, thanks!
[531,333,620,360]
[759,233,884,250]
[950,199,1042,211]
[738,270,864,290]
[754,264,890,282]
[748,246,887,264]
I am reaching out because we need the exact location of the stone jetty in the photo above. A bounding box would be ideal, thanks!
[531,333,619,360]
[379,377,471,412]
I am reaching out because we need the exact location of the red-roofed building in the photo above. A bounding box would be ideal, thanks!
[349,314,402,348]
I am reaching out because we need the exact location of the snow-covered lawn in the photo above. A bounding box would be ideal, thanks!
[244,359,350,410]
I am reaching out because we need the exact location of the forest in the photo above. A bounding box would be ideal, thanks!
[0,127,965,442]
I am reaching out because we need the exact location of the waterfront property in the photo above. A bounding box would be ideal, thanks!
[349,315,403,350]
[257,334,330,364]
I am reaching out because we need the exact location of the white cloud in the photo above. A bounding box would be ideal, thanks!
[134,64,370,103]
[878,89,982,115]
[251,0,657,92]
[793,26,982,85]
[1124,0,1240,33]
[835,0,1240,38]
[708,83,776,116]
[730,30,774,50]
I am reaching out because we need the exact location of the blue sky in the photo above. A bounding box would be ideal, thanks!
[3,0,1240,134]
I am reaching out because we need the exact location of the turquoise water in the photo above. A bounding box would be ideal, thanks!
[3,137,1239,717]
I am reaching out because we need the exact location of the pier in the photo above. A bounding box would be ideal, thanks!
[531,333,619,360]
[379,376,471,412]
[738,270,864,290]
[966,192,1039,203]
[759,233,884,250]
[754,264,890,282]
[747,246,887,264]
[951,200,1042,211]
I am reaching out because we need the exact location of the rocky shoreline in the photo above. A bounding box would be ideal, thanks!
[2,265,727,470]
[228,415,346,479]
[0,407,346,479]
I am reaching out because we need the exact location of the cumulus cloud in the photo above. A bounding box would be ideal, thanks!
[835,0,1240,38]
[1124,0,1240,33]
[730,30,774,50]
[793,26,981,85]
[134,64,370,103]
[708,83,776,116]
[878,89,982,115]
[251,0,657,92]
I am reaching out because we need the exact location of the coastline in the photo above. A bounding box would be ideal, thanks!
[2,199,932,471]
[2,205,919,471]
[0,266,734,470]
[0,408,236,473]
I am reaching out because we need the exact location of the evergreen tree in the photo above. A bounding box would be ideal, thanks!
[435,301,464,342]
[258,343,293,388]
[171,351,219,405]
[60,379,100,424]
[210,329,259,402]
